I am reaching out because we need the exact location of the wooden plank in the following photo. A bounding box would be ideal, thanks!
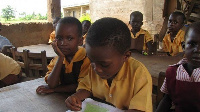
[0,78,69,112]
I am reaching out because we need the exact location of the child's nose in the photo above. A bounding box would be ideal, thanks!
[61,39,68,45]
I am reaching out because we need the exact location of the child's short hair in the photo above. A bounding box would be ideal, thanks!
[86,17,131,54]
[58,17,82,37]
[171,11,186,23]
[82,20,91,24]
[130,11,143,21]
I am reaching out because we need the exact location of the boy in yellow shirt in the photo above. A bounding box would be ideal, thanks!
[129,11,154,54]
[36,17,90,94]
[65,17,152,112]
[162,11,186,56]
[48,17,61,44]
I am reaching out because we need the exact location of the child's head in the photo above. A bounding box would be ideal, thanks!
[82,20,91,35]
[129,11,143,31]
[85,17,131,80]
[55,17,82,56]
[53,17,61,29]
[185,22,200,68]
[168,11,185,34]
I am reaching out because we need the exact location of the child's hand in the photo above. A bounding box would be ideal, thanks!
[36,85,54,94]
[51,40,65,57]
[65,94,82,111]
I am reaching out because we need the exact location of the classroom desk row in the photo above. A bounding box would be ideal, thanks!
[0,53,182,111]
[131,53,182,86]
[17,44,182,85]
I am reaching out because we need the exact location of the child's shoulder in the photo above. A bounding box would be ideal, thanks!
[128,57,150,73]
[140,28,150,33]
[127,57,152,81]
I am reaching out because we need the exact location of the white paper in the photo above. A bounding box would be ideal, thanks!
[66,98,124,112]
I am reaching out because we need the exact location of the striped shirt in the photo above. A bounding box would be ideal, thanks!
[160,63,200,94]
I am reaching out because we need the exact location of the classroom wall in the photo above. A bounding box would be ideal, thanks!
[89,0,165,38]
[0,22,53,47]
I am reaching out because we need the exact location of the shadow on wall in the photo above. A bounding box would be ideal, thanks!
[1,22,53,47]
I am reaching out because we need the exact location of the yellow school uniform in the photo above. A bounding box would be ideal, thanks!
[162,30,185,56]
[77,57,152,112]
[48,30,55,43]
[131,28,153,51]
[45,47,90,83]
[0,53,21,80]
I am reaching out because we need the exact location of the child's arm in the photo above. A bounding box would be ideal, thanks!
[36,84,78,94]
[65,89,92,111]
[47,40,65,88]
[155,94,172,112]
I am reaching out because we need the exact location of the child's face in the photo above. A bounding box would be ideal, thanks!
[168,14,184,33]
[56,23,81,56]
[185,28,200,67]
[82,22,91,34]
[129,15,143,31]
[85,44,129,80]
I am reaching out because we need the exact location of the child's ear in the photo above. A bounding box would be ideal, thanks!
[123,50,131,61]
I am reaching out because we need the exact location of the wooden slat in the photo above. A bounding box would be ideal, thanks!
[23,49,48,77]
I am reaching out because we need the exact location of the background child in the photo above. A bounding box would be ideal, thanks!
[0,53,21,88]
[129,11,154,54]
[36,17,90,94]
[0,22,12,51]
[65,17,152,112]
[48,17,61,44]
[156,22,200,112]
[162,11,186,56]
[81,20,91,46]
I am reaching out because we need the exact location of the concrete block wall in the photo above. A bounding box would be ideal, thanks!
[89,0,165,38]
[0,22,53,47]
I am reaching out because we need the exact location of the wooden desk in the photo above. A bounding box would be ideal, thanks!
[131,53,182,86]
[0,78,68,112]
[17,44,57,59]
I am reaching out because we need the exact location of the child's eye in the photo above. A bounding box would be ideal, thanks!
[173,21,178,24]
[101,63,110,68]
[67,37,73,41]
[188,42,196,47]
[56,36,62,40]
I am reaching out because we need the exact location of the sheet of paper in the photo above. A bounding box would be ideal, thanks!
[66,98,124,112]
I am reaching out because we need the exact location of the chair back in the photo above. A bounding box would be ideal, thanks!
[23,49,47,77]
[11,47,26,73]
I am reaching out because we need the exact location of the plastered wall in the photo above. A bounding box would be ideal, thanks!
[89,0,165,37]
[0,22,53,47]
